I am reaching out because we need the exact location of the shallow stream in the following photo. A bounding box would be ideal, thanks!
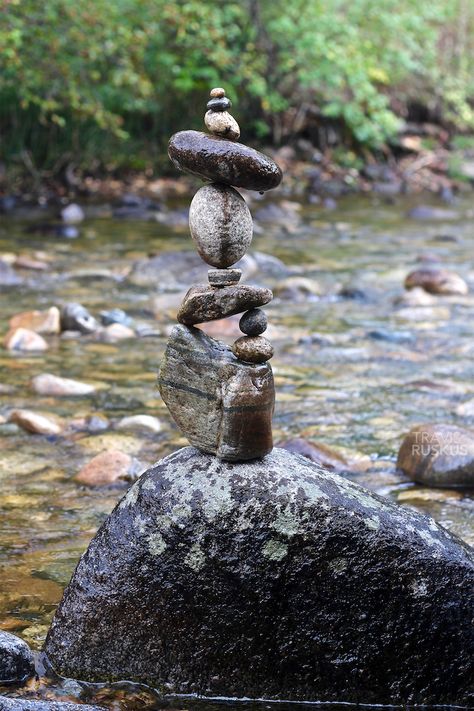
[0,192,473,708]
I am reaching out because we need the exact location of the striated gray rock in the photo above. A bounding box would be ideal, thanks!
[44,446,473,705]
[177,283,272,325]
[397,423,474,487]
[0,699,104,710]
[189,183,252,268]
[158,325,274,460]
[0,632,34,684]
[168,131,282,192]
[207,268,241,287]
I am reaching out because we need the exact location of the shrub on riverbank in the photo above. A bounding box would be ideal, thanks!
[1,0,473,181]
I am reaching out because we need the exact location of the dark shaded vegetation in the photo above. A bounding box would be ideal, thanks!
[1,0,473,186]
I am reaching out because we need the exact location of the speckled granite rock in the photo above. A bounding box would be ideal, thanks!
[158,325,274,460]
[177,284,272,325]
[0,699,104,710]
[189,184,252,268]
[168,131,282,192]
[0,632,34,684]
[44,447,473,705]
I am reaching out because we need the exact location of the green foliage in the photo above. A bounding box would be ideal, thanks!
[0,0,473,177]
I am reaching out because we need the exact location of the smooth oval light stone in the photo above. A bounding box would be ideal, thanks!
[189,184,252,268]
[205,110,240,141]
[232,335,273,363]
[210,87,225,98]
[168,131,283,192]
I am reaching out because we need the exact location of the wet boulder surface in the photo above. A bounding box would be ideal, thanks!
[0,632,34,684]
[44,447,473,706]
[0,699,104,710]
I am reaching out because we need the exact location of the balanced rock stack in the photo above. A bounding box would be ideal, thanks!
[160,88,282,461]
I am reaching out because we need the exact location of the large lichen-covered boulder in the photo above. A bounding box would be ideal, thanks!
[44,447,473,706]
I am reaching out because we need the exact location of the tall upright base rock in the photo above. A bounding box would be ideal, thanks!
[159,325,274,460]
[44,447,474,706]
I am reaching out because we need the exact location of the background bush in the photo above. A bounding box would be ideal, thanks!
[1,0,473,179]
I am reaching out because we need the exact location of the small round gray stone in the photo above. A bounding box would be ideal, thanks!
[208,268,242,287]
[210,87,225,98]
[189,183,253,268]
[232,335,273,363]
[239,308,267,336]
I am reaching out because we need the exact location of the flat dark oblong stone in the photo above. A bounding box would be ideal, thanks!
[177,283,273,325]
[158,324,274,460]
[168,131,282,192]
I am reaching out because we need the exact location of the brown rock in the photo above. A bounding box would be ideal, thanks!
[31,373,97,397]
[9,409,63,435]
[158,324,274,461]
[404,269,468,296]
[4,328,48,352]
[168,131,282,192]
[189,184,252,268]
[76,450,134,486]
[280,437,350,472]
[232,335,273,363]
[397,424,474,488]
[177,284,273,325]
[9,307,60,334]
[14,255,49,271]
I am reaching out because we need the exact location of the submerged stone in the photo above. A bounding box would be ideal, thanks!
[158,325,274,460]
[168,131,282,191]
[0,631,34,684]
[397,423,474,487]
[44,446,474,705]
[189,184,252,268]
[177,283,272,325]
[0,699,103,710]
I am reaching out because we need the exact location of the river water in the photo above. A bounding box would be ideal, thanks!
[0,193,473,708]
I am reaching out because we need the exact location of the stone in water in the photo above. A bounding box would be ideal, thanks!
[43,446,474,705]
[158,324,274,460]
[177,283,273,325]
[189,183,252,268]
[168,131,282,192]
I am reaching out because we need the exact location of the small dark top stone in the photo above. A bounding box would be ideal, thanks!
[206,97,232,112]
[239,308,268,336]
[168,131,282,192]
